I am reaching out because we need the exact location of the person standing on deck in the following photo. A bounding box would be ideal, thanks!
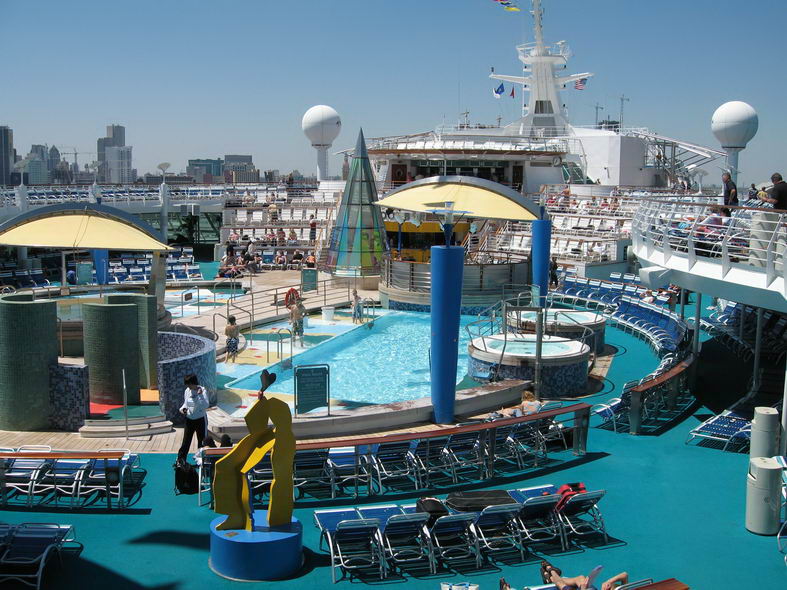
[549,255,560,289]
[721,172,738,206]
[224,316,240,363]
[177,374,213,462]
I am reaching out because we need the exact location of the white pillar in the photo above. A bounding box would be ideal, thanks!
[781,357,787,456]
[693,292,702,355]
[159,182,169,243]
[15,182,28,212]
[753,308,763,391]
[725,148,741,184]
[316,146,328,181]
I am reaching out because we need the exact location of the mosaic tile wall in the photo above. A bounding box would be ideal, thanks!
[387,299,489,316]
[468,355,588,399]
[0,294,59,431]
[49,363,89,431]
[158,332,217,425]
[83,303,140,405]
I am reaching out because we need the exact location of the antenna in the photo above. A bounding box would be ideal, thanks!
[531,0,545,54]
[619,94,630,129]
[594,103,604,126]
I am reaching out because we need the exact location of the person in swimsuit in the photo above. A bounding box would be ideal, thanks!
[224,315,240,362]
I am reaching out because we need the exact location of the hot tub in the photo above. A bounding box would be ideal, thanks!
[506,309,606,354]
[467,333,591,398]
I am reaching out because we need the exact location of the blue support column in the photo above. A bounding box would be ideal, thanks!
[430,244,464,424]
[92,249,109,285]
[531,218,552,307]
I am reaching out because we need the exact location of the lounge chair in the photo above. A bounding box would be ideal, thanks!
[407,437,453,487]
[442,431,487,483]
[326,447,373,498]
[685,413,751,451]
[313,509,385,583]
[429,513,481,569]
[357,505,434,574]
[471,504,525,561]
[557,490,608,548]
[0,523,80,590]
[365,441,418,492]
[510,493,563,547]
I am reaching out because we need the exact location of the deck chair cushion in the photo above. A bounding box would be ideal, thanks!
[445,489,515,512]
[415,497,449,526]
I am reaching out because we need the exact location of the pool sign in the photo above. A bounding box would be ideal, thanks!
[294,364,330,415]
[301,268,318,292]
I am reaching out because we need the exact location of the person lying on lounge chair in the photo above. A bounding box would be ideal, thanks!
[488,390,543,420]
[540,561,628,590]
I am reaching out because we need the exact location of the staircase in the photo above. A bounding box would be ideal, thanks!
[79,414,173,438]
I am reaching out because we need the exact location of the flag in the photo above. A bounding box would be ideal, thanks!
[574,78,587,90]
[493,82,504,98]
[492,0,521,12]
[510,86,515,98]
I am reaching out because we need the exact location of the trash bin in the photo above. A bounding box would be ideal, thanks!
[745,456,782,535]
[321,306,335,322]
[750,406,780,459]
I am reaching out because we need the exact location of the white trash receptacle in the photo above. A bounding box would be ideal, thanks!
[745,456,782,535]
[321,306,335,322]
[750,406,780,459]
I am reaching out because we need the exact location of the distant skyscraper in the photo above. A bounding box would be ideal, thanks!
[187,158,223,182]
[30,144,47,162]
[97,124,126,181]
[0,127,14,186]
[26,158,49,185]
[47,146,61,173]
[105,146,133,184]
[224,154,253,166]
[341,154,350,180]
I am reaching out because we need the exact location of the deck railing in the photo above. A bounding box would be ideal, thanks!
[632,197,787,287]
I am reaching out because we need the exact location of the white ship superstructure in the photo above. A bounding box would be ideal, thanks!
[362,0,725,194]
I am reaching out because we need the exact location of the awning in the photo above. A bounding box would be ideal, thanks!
[0,210,171,251]
[375,176,540,221]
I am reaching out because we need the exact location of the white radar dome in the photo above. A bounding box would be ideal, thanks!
[302,105,342,147]
[711,101,758,148]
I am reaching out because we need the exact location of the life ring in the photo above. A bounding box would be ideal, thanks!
[284,287,300,307]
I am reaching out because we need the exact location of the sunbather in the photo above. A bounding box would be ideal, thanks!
[540,561,628,590]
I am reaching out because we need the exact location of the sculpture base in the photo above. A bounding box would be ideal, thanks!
[209,510,303,581]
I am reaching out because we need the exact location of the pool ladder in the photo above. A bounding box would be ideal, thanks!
[360,298,377,326]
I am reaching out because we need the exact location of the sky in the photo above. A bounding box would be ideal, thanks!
[1,0,785,186]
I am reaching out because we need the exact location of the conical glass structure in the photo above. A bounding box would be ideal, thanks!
[324,129,388,277]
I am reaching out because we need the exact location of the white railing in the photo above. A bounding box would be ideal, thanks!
[632,197,787,286]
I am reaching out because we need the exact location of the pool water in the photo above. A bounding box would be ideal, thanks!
[229,311,476,404]
[482,336,575,355]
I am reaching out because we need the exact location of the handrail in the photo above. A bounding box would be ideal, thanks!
[0,451,125,459]
[274,327,293,364]
[204,402,591,456]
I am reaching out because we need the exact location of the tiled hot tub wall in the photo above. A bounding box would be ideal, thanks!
[49,363,90,431]
[468,355,588,399]
[158,332,217,424]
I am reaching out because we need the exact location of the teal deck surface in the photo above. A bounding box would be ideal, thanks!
[2,314,785,588]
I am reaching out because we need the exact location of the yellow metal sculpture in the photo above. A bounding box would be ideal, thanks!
[213,371,295,530]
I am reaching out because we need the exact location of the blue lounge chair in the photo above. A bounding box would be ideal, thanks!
[314,509,384,583]
[429,513,481,569]
[326,447,373,498]
[513,494,562,547]
[557,490,608,548]
[357,505,434,574]
[686,413,751,451]
[0,523,80,590]
[471,504,525,561]
[407,437,452,487]
[443,431,487,483]
[365,441,418,492]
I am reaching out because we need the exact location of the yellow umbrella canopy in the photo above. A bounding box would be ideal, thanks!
[0,207,171,251]
[375,176,540,221]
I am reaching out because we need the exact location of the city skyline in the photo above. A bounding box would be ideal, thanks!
[1,0,785,185]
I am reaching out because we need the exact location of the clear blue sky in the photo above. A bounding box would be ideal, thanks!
[1,0,784,186]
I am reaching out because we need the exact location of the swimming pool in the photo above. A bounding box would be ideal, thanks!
[228,311,476,404]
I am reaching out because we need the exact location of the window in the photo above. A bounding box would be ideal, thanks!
[534,100,554,114]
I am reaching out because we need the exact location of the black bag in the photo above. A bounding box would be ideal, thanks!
[445,490,514,512]
[415,497,449,527]
[174,459,199,495]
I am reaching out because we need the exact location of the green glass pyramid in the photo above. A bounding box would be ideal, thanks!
[324,129,388,277]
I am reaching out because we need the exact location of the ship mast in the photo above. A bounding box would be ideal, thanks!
[532,0,545,55]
